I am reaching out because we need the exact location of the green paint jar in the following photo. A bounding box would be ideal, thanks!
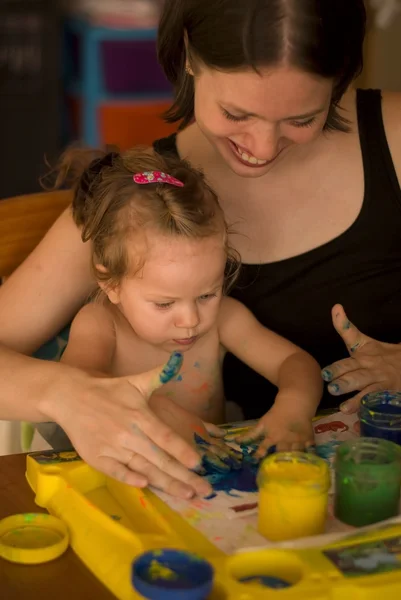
[334,437,401,527]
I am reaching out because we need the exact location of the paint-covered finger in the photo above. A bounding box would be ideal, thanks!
[331,304,370,354]
[328,369,377,396]
[201,449,231,473]
[235,422,266,444]
[254,437,276,458]
[203,422,226,438]
[321,357,358,382]
[128,351,184,398]
[207,443,242,469]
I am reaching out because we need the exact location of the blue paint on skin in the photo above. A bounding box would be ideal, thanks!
[316,440,342,462]
[195,433,243,471]
[176,374,183,382]
[194,362,201,368]
[194,433,259,498]
[350,342,360,353]
[159,352,183,384]
[321,369,333,382]
[343,320,351,330]
[329,383,341,395]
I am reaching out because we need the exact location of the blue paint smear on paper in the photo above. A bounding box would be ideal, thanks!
[194,434,259,498]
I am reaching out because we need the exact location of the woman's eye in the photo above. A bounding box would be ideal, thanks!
[222,109,248,123]
[291,117,317,128]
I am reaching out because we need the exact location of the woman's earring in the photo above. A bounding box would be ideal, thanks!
[185,64,193,76]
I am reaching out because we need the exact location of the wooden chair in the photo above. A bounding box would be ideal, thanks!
[0,189,72,278]
[0,189,72,455]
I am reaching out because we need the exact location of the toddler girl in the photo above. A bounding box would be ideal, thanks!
[53,146,323,470]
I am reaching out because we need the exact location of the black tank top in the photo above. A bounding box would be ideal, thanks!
[153,89,401,418]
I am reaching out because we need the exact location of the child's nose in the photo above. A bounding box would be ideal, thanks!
[176,305,200,329]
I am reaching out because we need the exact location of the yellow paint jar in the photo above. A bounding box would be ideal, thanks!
[257,452,330,541]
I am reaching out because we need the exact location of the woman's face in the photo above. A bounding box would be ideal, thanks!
[193,64,334,177]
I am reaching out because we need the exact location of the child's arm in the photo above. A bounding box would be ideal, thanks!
[218,297,323,453]
[61,303,116,375]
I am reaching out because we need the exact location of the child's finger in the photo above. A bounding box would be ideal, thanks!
[203,422,226,438]
[210,443,243,469]
[254,437,276,458]
[290,442,306,451]
[201,449,230,473]
[234,422,265,444]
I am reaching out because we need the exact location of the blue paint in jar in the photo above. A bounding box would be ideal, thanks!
[360,390,401,446]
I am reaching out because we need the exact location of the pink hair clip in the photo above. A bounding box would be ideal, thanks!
[133,171,184,187]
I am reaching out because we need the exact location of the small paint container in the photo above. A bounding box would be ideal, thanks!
[360,390,401,445]
[131,549,214,600]
[257,452,330,541]
[0,513,69,564]
[334,437,401,527]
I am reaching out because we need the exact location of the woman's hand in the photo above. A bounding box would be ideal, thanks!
[322,304,401,413]
[42,353,212,499]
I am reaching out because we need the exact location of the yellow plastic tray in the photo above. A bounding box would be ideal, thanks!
[25,448,401,599]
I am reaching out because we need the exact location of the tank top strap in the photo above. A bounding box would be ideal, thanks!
[357,88,401,201]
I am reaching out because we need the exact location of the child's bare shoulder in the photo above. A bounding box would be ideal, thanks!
[218,296,248,322]
[72,301,116,334]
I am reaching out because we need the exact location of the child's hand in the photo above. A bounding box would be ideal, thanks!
[193,420,243,473]
[234,405,315,458]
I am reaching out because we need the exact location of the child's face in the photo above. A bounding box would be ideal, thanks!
[108,234,227,352]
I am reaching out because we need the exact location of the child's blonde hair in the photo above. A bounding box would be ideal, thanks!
[51,145,240,290]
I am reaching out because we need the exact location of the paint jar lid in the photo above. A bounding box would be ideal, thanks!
[131,549,214,600]
[0,513,69,564]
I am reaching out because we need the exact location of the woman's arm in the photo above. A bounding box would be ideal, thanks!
[0,208,94,354]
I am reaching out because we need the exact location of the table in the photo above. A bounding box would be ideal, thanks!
[0,453,115,599]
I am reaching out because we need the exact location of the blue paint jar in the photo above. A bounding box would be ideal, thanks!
[131,549,214,600]
[360,390,401,446]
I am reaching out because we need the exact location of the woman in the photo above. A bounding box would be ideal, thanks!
[0,0,400,497]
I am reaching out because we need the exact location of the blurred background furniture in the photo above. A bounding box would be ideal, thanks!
[0,0,63,199]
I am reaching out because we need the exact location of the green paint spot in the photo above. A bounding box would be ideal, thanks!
[23,514,36,523]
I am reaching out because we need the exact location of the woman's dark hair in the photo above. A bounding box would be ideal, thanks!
[158,0,366,132]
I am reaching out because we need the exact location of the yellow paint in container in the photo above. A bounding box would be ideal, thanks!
[257,452,330,542]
